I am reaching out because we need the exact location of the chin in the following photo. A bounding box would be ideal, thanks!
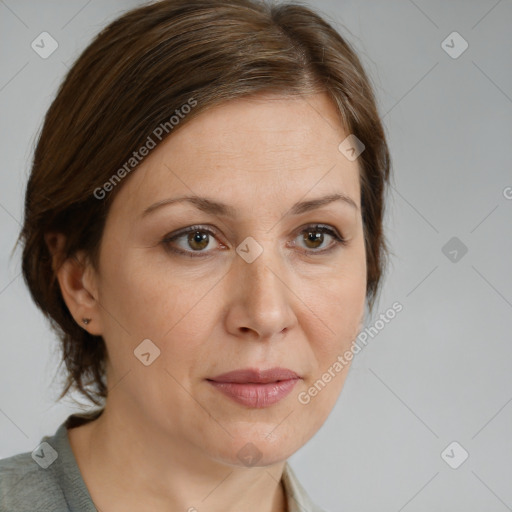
[208,429,301,469]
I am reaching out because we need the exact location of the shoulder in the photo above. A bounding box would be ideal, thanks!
[0,411,102,512]
[0,449,68,512]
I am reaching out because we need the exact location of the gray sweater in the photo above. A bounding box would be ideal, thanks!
[0,412,326,512]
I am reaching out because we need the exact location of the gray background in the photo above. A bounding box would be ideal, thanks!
[1,0,511,510]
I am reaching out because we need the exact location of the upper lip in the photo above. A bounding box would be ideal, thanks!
[208,367,300,384]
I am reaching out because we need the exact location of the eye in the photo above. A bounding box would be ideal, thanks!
[162,225,222,257]
[292,224,347,254]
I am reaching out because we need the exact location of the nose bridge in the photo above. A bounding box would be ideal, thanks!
[227,240,295,338]
[244,251,282,303]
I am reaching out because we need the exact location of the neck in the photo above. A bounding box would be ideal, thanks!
[68,405,289,512]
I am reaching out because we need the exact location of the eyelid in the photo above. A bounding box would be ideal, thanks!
[164,224,220,240]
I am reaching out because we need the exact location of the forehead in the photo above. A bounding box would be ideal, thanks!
[109,92,361,219]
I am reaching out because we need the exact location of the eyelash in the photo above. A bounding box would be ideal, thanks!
[161,224,347,258]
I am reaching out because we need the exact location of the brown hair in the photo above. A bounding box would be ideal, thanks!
[15,0,392,406]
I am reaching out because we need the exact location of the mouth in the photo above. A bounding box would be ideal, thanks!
[206,367,301,408]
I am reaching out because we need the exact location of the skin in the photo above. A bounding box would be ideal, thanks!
[49,91,367,512]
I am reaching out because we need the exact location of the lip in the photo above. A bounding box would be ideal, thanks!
[209,367,300,384]
[207,367,301,408]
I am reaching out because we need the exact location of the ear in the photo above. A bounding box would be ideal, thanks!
[44,232,103,336]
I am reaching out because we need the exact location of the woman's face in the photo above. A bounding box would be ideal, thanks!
[88,92,366,466]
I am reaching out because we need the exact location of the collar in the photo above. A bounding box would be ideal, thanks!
[281,460,325,512]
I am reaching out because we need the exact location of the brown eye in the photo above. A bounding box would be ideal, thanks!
[187,231,210,251]
[294,225,346,254]
[162,226,221,257]
[302,230,324,249]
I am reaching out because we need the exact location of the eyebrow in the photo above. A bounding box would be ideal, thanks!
[141,192,359,219]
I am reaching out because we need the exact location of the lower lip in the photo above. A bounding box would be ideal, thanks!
[207,379,300,408]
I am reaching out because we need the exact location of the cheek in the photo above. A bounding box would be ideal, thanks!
[96,255,219,417]
[100,246,206,331]
[98,250,222,373]
[303,255,366,354]
[296,269,365,420]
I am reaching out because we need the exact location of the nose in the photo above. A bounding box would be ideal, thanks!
[224,246,297,340]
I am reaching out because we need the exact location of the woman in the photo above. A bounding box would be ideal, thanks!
[0,0,391,510]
